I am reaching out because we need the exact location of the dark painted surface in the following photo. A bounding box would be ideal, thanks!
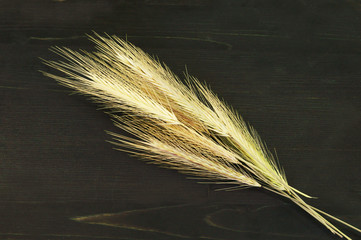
[0,1,360,239]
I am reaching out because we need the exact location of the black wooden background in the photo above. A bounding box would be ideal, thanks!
[1,1,361,239]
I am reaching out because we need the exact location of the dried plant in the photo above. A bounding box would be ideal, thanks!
[42,33,360,239]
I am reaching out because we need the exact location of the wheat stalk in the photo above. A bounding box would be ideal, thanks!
[42,33,360,239]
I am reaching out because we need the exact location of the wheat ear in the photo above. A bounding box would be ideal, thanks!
[42,33,360,239]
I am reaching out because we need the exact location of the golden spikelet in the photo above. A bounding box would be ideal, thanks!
[42,33,360,239]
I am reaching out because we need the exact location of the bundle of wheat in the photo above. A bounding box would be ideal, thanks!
[42,33,360,239]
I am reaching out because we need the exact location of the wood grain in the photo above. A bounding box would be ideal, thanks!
[0,1,360,239]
